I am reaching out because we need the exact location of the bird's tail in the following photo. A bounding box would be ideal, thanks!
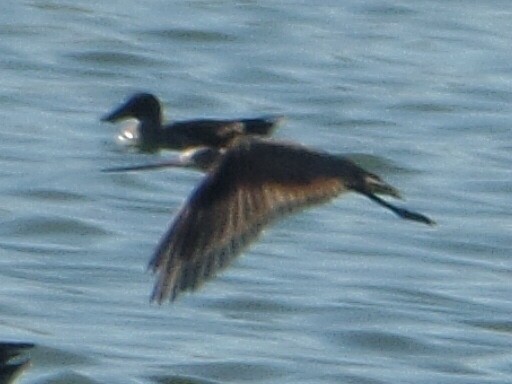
[363,174,402,199]
[242,115,286,136]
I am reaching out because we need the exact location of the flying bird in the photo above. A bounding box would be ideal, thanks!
[101,93,284,152]
[105,139,435,303]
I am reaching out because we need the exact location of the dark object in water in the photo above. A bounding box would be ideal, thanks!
[101,92,284,152]
[0,342,34,384]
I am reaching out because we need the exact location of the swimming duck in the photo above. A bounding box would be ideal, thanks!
[101,93,284,152]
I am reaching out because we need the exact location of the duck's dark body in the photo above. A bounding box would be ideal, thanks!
[155,117,280,150]
[101,93,284,152]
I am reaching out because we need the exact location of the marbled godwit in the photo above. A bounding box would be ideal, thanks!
[106,139,434,303]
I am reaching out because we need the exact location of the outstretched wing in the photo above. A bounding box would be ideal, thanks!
[148,139,357,303]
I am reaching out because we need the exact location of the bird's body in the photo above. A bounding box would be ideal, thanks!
[101,93,284,152]
[106,138,434,303]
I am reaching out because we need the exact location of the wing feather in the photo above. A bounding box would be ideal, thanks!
[150,140,359,303]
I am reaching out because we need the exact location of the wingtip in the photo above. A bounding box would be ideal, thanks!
[149,292,165,305]
[150,286,180,305]
[148,261,181,305]
[149,282,167,305]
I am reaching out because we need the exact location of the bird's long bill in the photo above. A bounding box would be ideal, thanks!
[101,102,130,123]
[102,159,191,173]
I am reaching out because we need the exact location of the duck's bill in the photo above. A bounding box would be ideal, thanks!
[101,103,130,123]
[102,159,189,173]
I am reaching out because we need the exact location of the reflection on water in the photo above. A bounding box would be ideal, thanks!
[0,1,511,383]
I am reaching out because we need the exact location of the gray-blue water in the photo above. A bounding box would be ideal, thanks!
[1,1,511,383]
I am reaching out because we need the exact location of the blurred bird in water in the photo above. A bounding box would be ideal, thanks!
[105,138,435,303]
[101,92,284,152]
[0,342,34,384]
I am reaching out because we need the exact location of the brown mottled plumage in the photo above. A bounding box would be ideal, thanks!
[106,138,434,303]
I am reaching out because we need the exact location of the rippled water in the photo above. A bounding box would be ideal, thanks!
[1,1,511,383]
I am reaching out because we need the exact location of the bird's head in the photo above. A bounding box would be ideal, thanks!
[101,92,162,124]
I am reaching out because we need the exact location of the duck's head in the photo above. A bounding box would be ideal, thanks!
[101,93,162,124]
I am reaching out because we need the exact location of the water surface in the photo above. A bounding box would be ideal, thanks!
[0,1,511,383]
